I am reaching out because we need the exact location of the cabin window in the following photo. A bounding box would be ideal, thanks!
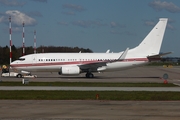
[18,58,25,61]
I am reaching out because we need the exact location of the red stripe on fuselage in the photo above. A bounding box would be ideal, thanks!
[10,58,149,68]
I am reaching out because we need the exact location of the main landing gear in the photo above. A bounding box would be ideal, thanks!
[85,72,94,78]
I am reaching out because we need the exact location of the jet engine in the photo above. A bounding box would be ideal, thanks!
[59,66,81,75]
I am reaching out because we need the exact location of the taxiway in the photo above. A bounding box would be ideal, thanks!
[1,66,180,83]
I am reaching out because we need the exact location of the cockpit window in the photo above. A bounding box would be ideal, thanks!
[18,58,25,61]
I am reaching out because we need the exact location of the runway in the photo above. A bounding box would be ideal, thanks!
[1,66,180,120]
[1,100,180,120]
[1,86,180,91]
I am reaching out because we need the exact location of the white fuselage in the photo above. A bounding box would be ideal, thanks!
[10,52,149,72]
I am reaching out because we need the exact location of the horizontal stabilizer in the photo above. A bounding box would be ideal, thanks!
[148,52,172,58]
[147,52,172,61]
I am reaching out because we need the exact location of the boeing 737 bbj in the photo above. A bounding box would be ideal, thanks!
[10,18,170,78]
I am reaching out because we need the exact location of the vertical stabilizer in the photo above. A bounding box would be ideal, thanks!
[130,18,168,57]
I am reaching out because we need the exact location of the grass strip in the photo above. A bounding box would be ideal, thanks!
[0,82,177,87]
[1,91,180,100]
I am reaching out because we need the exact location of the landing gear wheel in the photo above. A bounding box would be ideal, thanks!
[85,73,94,78]
[16,74,22,78]
[89,73,94,78]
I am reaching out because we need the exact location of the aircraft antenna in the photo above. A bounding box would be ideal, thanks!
[22,22,25,56]
[9,16,12,64]
[34,30,36,54]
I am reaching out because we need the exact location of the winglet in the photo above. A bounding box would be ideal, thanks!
[118,48,129,60]
[106,49,110,53]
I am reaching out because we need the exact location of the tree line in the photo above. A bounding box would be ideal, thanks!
[0,45,93,65]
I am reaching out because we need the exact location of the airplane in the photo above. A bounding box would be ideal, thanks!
[10,18,170,78]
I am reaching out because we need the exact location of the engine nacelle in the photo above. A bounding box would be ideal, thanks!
[59,66,80,75]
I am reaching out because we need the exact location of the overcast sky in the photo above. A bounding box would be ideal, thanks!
[0,0,179,56]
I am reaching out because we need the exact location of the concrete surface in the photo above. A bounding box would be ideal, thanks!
[0,100,180,120]
[1,66,180,83]
[0,66,180,120]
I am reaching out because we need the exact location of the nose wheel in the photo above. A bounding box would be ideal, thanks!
[85,72,94,78]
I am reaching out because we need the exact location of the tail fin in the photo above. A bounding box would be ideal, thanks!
[130,18,168,57]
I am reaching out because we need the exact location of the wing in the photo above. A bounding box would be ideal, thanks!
[79,48,129,72]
